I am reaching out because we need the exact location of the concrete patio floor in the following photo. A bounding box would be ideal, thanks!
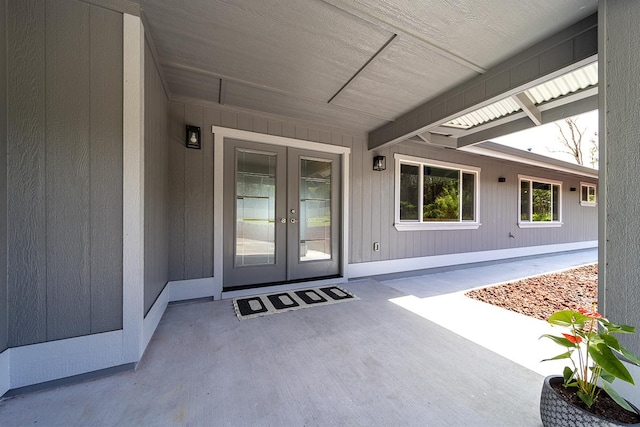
[0,249,597,426]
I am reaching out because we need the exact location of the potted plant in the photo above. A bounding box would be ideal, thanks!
[540,305,640,426]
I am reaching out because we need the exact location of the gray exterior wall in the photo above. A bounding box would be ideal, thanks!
[144,39,170,314]
[168,101,361,281]
[600,0,640,355]
[6,0,123,347]
[353,142,597,263]
[0,0,7,354]
[169,100,597,282]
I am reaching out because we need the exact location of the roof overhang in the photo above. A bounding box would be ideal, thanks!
[460,141,598,179]
[368,13,598,151]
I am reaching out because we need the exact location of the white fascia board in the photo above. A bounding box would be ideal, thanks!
[460,144,598,179]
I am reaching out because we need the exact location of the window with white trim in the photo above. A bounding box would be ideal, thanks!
[519,175,562,227]
[395,154,480,231]
[580,183,597,206]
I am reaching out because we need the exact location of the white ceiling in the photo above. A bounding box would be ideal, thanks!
[135,0,598,134]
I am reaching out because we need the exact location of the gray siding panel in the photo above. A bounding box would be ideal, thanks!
[169,102,358,281]
[0,0,7,353]
[89,5,123,333]
[168,102,185,281]
[144,40,169,314]
[168,101,596,283]
[184,104,205,279]
[202,109,216,277]
[7,0,47,346]
[7,0,124,346]
[45,0,92,341]
[369,143,598,263]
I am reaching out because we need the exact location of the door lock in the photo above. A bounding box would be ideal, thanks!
[290,209,296,214]
[290,218,297,224]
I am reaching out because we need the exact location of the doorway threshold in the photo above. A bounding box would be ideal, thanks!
[221,275,344,300]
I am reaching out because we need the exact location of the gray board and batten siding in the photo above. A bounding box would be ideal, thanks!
[1,0,8,353]
[6,0,123,347]
[167,101,363,283]
[168,99,597,283]
[144,37,171,315]
[355,142,597,264]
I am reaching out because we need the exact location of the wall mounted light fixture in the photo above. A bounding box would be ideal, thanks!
[186,125,201,149]
[373,155,386,171]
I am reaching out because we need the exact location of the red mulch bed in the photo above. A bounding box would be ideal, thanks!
[464,264,598,321]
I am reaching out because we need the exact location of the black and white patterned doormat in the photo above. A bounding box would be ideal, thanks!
[233,286,359,320]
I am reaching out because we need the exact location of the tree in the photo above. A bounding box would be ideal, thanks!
[588,131,599,169]
[551,117,586,165]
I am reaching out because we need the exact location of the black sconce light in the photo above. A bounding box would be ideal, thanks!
[186,125,201,149]
[373,155,386,171]
[498,177,506,183]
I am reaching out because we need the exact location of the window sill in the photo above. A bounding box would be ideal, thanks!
[394,222,481,231]
[580,201,597,207]
[518,222,563,229]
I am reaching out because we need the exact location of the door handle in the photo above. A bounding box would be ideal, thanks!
[290,218,297,224]
[280,218,287,224]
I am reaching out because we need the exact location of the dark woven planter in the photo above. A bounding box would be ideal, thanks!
[540,376,640,426]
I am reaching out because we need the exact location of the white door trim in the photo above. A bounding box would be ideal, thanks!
[212,126,350,299]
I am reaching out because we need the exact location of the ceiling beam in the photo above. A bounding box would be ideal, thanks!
[417,132,458,148]
[368,13,598,150]
[513,93,542,126]
[456,92,597,148]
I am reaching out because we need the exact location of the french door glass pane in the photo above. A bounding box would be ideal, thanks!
[235,150,276,266]
[300,159,331,262]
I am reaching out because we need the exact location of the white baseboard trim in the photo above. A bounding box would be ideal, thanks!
[7,330,125,390]
[168,277,218,302]
[348,241,598,278]
[143,285,169,352]
[0,282,175,394]
[0,349,9,396]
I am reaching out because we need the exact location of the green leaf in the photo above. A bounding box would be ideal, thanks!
[589,343,634,384]
[548,310,589,327]
[541,351,573,363]
[601,334,622,351]
[605,322,635,334]
[602,381,638,414]
[540,334,574,348]
[619,345,640,366]
[600,370,615,383]
[563,367,576,384]
[577,389,594,408]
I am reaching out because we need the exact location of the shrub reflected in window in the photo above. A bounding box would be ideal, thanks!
[400,164,419,220]
[520,178,561,224]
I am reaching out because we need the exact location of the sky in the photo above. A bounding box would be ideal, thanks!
[491,109,599,169]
